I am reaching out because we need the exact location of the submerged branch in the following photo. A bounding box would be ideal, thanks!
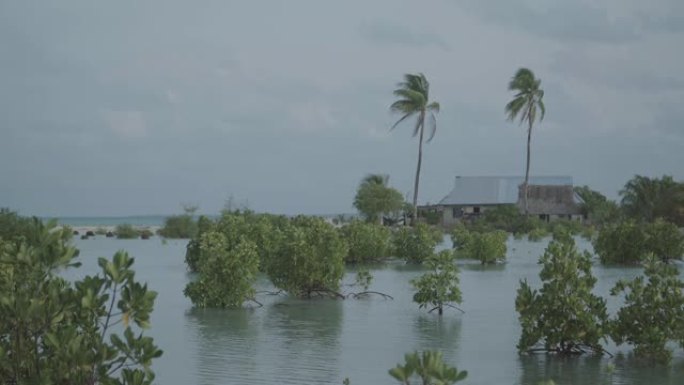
[347,291,394,300]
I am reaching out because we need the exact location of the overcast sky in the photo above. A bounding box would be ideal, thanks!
[1,0,683,217]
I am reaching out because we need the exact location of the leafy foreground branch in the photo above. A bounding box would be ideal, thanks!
[345,350,467,385]
[0,220,162,385]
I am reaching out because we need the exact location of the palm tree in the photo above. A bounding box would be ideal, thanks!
[390,73,440,224]
[505,68,545,215]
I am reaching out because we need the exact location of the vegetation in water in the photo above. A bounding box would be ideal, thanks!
[451,225,507,264]
[115,223,140,239]
[353,174,404,224]
[609,256,684,363]
[0,218,162,385]
[516,237,608,355]
[392,223,443,264]
[184,230,260,308]
[411,250,462,315]
[159,204,199,239]
[594,219,684,264]
[264,216,347,298]
[388,350,467,385]
[339,220,392,263]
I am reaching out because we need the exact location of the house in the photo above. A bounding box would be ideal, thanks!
[423,176,583,226]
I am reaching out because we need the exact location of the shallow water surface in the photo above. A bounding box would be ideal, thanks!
[71,237,684,385]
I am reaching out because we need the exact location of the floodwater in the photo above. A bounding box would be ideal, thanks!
[70,236,684,385]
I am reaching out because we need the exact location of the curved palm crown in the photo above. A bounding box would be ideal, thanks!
[505,68,545,215]
[390,73,440,223]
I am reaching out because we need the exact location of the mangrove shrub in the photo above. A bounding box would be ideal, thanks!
[610,256,684,363]
[594,219,684,264]
[452,226,507,264]
[183,230,260,308]
[411,250,462,315]
[393,223,443,264]
[265,216,347,298]
[339,220,392,263]
[516,238,608,355]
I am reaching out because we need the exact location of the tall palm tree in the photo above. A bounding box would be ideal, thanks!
[505,68,545,215]
[390,73,440,223]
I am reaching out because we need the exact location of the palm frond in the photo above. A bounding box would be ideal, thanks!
[427,101,440,113]
[391,112,415,130]
[426,112,437,142]
[538,97,546,121]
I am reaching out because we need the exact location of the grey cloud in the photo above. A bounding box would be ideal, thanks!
[358,21,450,50]
[455,0,639,43]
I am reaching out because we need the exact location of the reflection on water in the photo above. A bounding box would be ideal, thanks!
[518,355,611,385]
[413,314,462,354]
[186,308,260,385]
[69,237,684,385]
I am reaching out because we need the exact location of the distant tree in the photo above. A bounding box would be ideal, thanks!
[505,68,546,215]
[0,220,162,385]
[516,238,608,355]
[610,256,684,363]
[411,250,462,315]
[353,174,404,224]
[620,175,684,225]
[389,351,467,385]
[390,73,440,223]
[574,186,620,225]
[392,223,443,264]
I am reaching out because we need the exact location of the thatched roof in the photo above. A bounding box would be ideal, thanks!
[519,185,581,215]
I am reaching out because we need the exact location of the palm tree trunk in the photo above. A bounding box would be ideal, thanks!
[412,112,425,225]
[523,118,532,216]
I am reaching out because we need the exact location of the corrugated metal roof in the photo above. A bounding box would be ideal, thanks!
[438,176,573,206]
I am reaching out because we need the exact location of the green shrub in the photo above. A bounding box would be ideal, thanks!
[184,230,260,308]
[392,223,443,264]
[516,237,608,354]
[339,221,392,263]
[644,219,684,262]
[139,228,154,239]
[610,256,684,363]
[594,219,684,264]
[115,223,140,239]
[454,229,507,264]
[527,227,549,242]
[265,216,347,298]
[411,250,461,315]
[159,214,198,239]
[94,226,108,235]
[0,218,161,384]
[0,208,44,246]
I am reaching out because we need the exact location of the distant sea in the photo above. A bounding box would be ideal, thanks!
[50,215,170,227]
